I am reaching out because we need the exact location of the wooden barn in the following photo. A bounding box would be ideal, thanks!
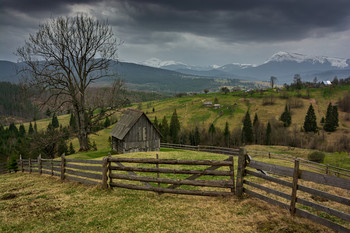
[110,109,161,154]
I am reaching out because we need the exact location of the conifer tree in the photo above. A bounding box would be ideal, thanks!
[333,105,339,127]
[34,121,38,133]
[208,123,216,144]
[19,124,26,137]
[324,103,339,132]
[28,122,34,135]
[69,113,77,131]
[280,104,291,127]
[194,126,200,146]
[242,111,253,143]
[253,113,259,126]
[170,109,181,143]
[265,122,271,145]
[69,142,75,155]
[104,117,111,128]
[224,122,230,147]
[154,116,159,130]
[253,113,260,144]
[160,116,169,142]
[57,139,68,156]
[304,104,317,133]
[51,113,59,128]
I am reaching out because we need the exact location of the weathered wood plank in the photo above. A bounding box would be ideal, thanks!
[110,166,232,176]
[65,175,100,185]
[110,182,234,196]
[65,159,103,165]
[110,173,233,188]
[298,184,350,206]
[166,157,233,190]
[65,169,102,180]
[295,208,350,233]
[42,166,60,172]
[244,188,290,210]
[297,197,350,222]
[248,160,294,177]
[65,163,102,172]
[41,170,60,176]
[236,147,247,197]
[300,170,350,190]
[290,159,300,215]
[114,162,153,188]
[109,157,232,166]
[244,180,291,200]
[42,162,61,167]
[245,170,293,188]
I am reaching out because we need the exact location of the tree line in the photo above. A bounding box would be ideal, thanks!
[154,98,348,152]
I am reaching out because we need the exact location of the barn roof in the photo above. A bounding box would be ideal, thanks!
[110,109,161,140]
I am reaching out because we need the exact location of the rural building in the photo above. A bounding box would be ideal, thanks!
[110,109,161,154]
[213,104,221,109]
[203,101,213,107]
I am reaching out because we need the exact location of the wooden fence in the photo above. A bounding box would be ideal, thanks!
[248,150,350,178]
[236,148,350,233]
[160,143,240,156]
[18,154,103,185]
[0,162,7,175]
[7,147,350,232]
[107,154,235,196]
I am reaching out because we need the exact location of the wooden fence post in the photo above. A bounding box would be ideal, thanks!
[102,156,109,189]
[60,154,66,180]
[108,153,112,189]
[38,154,42,175]
[290,159,300,216]
[236,147,247,197]
[156,154,160,193]
[229,155,235,194]
[326,164,329,175]
[29,158,32,173]
[20,155,23,172]
[51,159,53,176]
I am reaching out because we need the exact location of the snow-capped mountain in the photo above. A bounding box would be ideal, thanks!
[265,51,349,69]
[140,58,186,68]
[152,51,350,83]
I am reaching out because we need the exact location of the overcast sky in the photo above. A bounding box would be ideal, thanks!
[1,0,350,66]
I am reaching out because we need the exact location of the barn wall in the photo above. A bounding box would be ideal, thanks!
[122,115,160,153]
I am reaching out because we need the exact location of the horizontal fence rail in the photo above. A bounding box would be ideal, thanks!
[247,150,350,178]
[160,143,239,156]
[108,153,235,197]
[236,151,350,233]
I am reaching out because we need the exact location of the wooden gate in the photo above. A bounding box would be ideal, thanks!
[106,155,235,197]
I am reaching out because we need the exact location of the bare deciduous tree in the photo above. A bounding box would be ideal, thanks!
[17,14,123,151]
[270,76,277,89]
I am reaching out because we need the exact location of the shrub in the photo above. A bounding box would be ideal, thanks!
[308,151,326,163]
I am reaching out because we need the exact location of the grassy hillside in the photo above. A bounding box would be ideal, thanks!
[141,85,350,130]
[0,165,332,232]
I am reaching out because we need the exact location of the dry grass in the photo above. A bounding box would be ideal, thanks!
[0,173,331,233]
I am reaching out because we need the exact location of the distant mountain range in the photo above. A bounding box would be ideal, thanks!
[141,51,350,83]
[0,60,261,94]
[1,51,349,93]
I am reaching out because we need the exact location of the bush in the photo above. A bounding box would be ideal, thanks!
[308,151,326,163]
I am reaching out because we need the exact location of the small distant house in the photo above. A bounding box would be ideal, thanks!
[203,101,213,107]
[110,109,161,154]
[322,80,332,85]
[213,104,221,109]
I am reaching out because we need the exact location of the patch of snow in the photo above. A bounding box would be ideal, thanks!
[141,58,186,68]
[265,51,349,68]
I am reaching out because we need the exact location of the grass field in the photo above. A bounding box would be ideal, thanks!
[0,172,332,233]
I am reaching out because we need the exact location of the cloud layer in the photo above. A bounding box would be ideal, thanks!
[1,0,350,65]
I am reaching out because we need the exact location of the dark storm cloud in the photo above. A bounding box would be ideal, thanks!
[106,0,350,43]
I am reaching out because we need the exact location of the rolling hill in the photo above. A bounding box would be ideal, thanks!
[0,60,265,94]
